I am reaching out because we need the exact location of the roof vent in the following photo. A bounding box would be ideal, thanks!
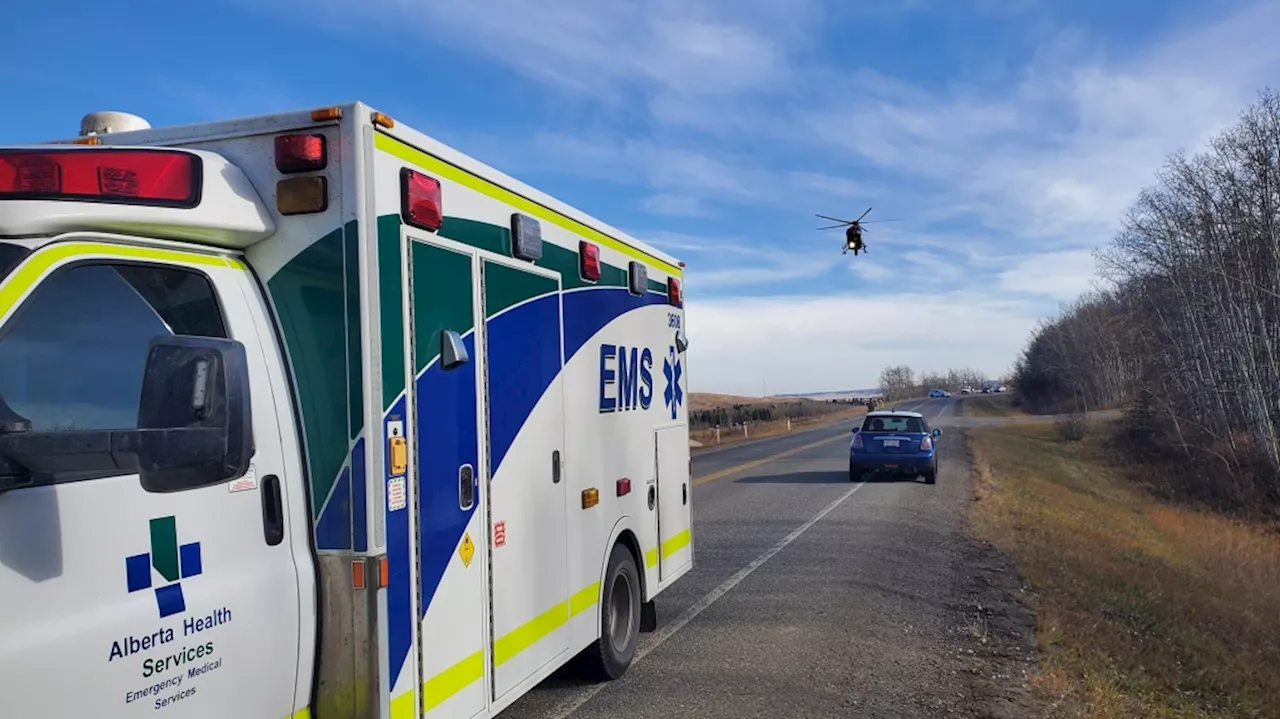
[79,111,151,136]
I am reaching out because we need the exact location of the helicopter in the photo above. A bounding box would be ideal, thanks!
[815,208,899,255]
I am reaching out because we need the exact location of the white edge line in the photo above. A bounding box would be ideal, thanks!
[548,480,868,719]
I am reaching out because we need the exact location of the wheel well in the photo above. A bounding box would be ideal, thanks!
[612,529,649,601]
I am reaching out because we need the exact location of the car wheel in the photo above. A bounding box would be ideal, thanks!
[578,543,641,680]
[849,461,859,482]
[923,469,937,485]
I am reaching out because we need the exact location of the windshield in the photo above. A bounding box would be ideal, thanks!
[0,243,27,285]
[861,415,925,433]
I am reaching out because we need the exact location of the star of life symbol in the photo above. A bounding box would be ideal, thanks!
[663,345,683,420]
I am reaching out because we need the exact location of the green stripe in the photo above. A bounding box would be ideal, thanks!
[410,241,475,372]
[378,214,406,410]
[266,227,355,517]
[343,221,364,440]
[484,260,558,317]
[389,214,665,301]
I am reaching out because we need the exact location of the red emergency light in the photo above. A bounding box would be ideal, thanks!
[668,277,682,307]
[274,134,327,174]
[579,241,601,282]
[0,148,201,207]
[400,168,442,232]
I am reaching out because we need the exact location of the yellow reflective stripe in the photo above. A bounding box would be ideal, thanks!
[494,599,569,667]
[392,579,604,714]
[0,240,243,319]
[645,547,659,569]
[422,650,484,713]
[661,529,691,559]
[287,708,311,719]
[389,688,415,719]
[569,581,599,617]
[374,132,681,278]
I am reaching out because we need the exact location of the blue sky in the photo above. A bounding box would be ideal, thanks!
[6,0,1279,394]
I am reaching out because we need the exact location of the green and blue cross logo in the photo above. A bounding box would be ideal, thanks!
[125,516,203,618]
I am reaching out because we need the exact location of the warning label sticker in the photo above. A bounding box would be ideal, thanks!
[459,533,475,567]
[387,477,407,512]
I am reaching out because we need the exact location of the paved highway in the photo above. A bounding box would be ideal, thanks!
[504,396,995,719]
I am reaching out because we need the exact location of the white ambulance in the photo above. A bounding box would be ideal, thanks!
[0,103,693,719]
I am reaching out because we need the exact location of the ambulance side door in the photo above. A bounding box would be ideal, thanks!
[0,243,305,719]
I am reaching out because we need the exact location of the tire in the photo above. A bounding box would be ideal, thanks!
[849,461,858,482]
[924,468,937,485]
[579,543,641,680]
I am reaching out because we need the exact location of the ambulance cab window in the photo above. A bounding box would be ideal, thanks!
[0,263,228,432]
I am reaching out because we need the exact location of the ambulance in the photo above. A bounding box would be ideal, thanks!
[0,103,693,719]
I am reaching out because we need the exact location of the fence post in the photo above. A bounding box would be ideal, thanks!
[743,423,749,437]
[787,418,792,432]
[716,427,721,444]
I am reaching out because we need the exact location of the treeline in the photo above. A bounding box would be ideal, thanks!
[1012,88,1280,510]
[878,364,996,401]
[689,399,859,430]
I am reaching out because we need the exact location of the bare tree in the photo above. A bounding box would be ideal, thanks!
[1013,88,1280,509]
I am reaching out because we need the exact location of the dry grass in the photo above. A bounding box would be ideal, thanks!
[689,406,866,448]
[689,392,777,411]
[969,420,1280,718]
[961,394,1027,418]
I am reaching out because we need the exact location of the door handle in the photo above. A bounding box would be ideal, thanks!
[552,450,561,484]
[459,464,475,510]
[261,474,284,546]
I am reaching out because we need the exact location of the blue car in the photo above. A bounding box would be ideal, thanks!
[849,410,941,484]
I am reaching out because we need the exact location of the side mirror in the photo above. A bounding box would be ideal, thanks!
[932,428,942,437]
[674,329,689,354]
[133,336,254,493]
[851,427,858,433]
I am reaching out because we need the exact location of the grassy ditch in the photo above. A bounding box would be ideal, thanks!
[969,420,1280,718]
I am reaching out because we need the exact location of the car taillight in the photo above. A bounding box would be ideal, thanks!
[0,148,201,207]
[852,432,863,449]
[921,436,933,451]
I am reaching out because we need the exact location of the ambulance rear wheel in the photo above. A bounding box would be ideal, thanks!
[582,543,641,680]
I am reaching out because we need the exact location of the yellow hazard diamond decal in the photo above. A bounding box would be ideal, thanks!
[459,532,475,567]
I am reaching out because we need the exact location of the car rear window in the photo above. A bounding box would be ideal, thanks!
[861,415,925,433]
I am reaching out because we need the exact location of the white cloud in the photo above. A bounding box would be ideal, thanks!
[641,194,712,217]
[685,291,1039,393]
[639,230,843,291]
[794,1,1280,245]
[997,249,1101,301]
[223,0,1280,393]
[260,0,817,102]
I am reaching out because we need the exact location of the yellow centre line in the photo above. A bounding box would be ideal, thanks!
[692,433,849,486]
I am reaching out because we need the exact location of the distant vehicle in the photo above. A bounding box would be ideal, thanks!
[960,387,974,395]
[996,385,1008,393]
[928,388,946,398]
[982,386,994,394]
[849,410,942,484]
